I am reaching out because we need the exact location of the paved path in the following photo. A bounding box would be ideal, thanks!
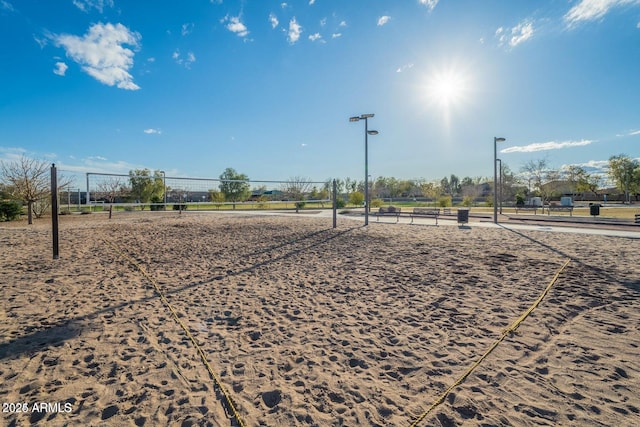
[194,209,640,239]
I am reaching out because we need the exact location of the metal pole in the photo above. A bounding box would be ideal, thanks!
[496,158,503,214]
[332,179,337,229]
[86,173,90,207]
[500,161,503,214]
[493,138,497,223]
[51,164,59,260]
[365,118,369,226]
[162,171,167,210]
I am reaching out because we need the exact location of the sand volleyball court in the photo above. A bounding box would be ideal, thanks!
[1,212,639,426]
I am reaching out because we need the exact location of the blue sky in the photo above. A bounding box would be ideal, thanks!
[1,0,639,186]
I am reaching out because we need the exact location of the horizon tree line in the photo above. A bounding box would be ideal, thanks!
[1,154,638,223]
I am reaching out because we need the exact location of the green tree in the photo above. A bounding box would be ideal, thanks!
[219,168,250,209]
[608,154,639,203]
[564,165,601,199]
[129,169,164,209]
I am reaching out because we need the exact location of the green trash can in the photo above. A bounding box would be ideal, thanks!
[457,209,470,224]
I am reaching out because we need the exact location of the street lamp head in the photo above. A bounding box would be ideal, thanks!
[367,130,379,135]
[495,137,506,142]
[360,113,375,119]
[349,116,361,122]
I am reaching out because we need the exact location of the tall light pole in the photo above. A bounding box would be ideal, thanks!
[496,158,503,214]
[493,137,506,223]
[350,114,378,226]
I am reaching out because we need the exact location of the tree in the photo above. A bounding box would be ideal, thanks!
[563,165,600,199]
[0,156,70,224]
[129,169,164,209]
[449,174,460,196]
[283,176,312,213]
[608,154,639,203]
[95,177,128,219]
[219,168,250,209]
[521,158,558,203]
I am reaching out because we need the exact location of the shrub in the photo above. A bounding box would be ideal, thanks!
[150,196,164,211]
[437,195,452,207]
[370,198,384,208]
[0,201,22,221]
[348,191,364,206]
[335,199,346,209]
[462,196,474,207]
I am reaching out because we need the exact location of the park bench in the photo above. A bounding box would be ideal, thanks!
[374,206,401,222]
[515,205,541,215]
[442,208,452,215]
[635,214,640,224]
[409,208,440,225]
[546,204,574,216]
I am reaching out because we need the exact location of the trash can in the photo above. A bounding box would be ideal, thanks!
[590,204,600,216]
[457,209,470,224]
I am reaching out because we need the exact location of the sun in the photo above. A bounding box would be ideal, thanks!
[426,68,468,108]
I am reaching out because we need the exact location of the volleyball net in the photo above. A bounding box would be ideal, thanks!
[82,172,334,211]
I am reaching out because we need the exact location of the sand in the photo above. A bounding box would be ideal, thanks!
[1,212,639,426]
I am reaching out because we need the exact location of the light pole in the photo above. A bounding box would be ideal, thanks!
[496,158,502,214]
[350,114,378,226]
[493,137,506,223]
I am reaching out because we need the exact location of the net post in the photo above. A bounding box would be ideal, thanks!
[332,179,337,229]
[51,163,59,260]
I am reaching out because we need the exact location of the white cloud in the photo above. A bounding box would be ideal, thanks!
[172,49,196,68]
[377,16,391,26]
[309,0,315,4]
[1,1,15,12]
[53,62,68,76]
[510,21,534,47]
[418,0,439,11]
[331,33,342,39]
[320,18,327,27]
[288,17,302,44]
[629,130,640,135]
[53,23,141,90]
[72,0,114,13]
[269,12,279,29]
[224,16,249,38]
[396,63,414,73]
[496,20,534,48]
[565,0,640,27]
[144,128,162,135]
[309,33,322,42]
[339,20,347,27]
[181,23,194,36]
[501,139,593,153]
